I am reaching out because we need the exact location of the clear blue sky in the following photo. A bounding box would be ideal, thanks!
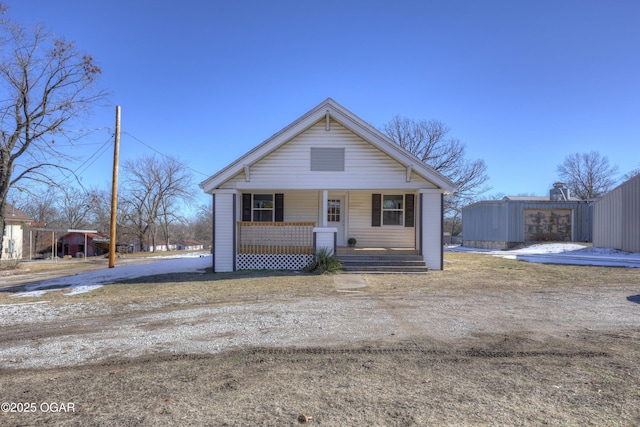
[7,0,640,207]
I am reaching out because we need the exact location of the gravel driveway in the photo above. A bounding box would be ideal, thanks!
[1,276,638,370]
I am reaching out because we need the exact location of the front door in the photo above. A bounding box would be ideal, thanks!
[327,196,345,246]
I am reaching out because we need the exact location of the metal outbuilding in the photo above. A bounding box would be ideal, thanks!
[592,173,640,253]
[462,183,593,249]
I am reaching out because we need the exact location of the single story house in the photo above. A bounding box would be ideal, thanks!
[175,240,207,251]
[2,203,34,260]
[592,173,640,253]
[462,182,593,249]
[146,241,179,252]
[199,98,456,272]
[145,241,205,252]
[59,232,110,257]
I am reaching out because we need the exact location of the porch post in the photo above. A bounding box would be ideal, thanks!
[212,189,237,272]
[313,227,338,255]
[420,189,445,270]
[321,190,328,227]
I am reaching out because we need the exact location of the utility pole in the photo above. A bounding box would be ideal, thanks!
[108,106,121,268]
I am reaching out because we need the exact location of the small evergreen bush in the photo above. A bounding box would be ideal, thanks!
[305,247,342,274]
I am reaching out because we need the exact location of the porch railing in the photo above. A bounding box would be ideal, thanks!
[237,222,315,254]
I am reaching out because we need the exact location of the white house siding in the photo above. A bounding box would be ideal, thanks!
[213,192,236,272]
[2,223,23,260]
[347,191,417,248]
[593,174,640,253]
[421,192,443,270]
[281,191,319,222]
[221,119,437,191]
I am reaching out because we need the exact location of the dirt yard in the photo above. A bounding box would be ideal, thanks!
[0,252,639,426]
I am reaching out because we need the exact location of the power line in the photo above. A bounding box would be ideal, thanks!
[74,136,114,177]
[57,135,114,188]
[122,131,209,177]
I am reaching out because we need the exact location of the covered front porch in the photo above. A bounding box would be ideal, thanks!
[211,188,444,272]
[236,218,423,271]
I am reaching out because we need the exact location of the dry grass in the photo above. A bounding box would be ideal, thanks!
[2,251,639,426]
[1,251,636,307]
[365,251,630,293]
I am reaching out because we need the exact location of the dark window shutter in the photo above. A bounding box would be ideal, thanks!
[372,193,381,227]
[275,193,284,222]
[405,194,415,227]
[242,194,251,221]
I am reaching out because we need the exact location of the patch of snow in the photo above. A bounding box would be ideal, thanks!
[13,290,48,297]
[446,244,640,268]
[8,253,212,297]
[64,285,104,296]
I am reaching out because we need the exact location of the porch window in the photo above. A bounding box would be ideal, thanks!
[252,194,274,222]
[383,195,404,226]
[242,193,284,222]
[327,199,341,222]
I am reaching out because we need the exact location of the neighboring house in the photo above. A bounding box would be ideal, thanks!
[145,240,205,252]
[147,241,179,252]
[175,240,206,251]
[592,173,640,253]
[2,204,34,260]
[462,182,593,250]
[59,232,110,257]
[199,98,456,272]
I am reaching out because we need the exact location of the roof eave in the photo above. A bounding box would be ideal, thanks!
[200,98,457,193]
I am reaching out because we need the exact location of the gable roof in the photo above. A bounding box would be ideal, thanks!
[3,203,34,224]
[200,98,456,193]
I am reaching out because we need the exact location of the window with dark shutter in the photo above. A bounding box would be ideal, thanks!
[405,194,415,227]
[252,194,274,222]
[372,194,381,227]
[382,195,404,225]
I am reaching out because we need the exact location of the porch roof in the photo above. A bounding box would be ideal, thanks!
[200,98,456,194]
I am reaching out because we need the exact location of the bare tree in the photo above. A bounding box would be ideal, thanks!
[382,116,490,234]
[120,155,195,252]
[56,185,95,229]
[191,201,213,245]
[556,151,619,200]
[13,185,58,256]
[0,6,107,255]
[85,186,112,233]
[158,196,182,251]
[621,165,640,182]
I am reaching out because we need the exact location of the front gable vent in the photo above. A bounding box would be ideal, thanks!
[310,147,345,171]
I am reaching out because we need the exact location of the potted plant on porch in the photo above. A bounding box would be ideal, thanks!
[348,237,357,247]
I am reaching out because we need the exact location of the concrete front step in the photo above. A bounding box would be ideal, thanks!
[338,254,428,273]
[341,261,426,267]
[339,256,424,262]
[342,267,428,274]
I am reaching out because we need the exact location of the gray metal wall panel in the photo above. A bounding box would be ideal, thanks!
[464,200,593,245]
[594,188,622,249]
[594,174,639,252]
[462,202,508,241]
[622,176,640,252]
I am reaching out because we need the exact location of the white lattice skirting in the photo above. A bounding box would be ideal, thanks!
[237,254,314,271]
